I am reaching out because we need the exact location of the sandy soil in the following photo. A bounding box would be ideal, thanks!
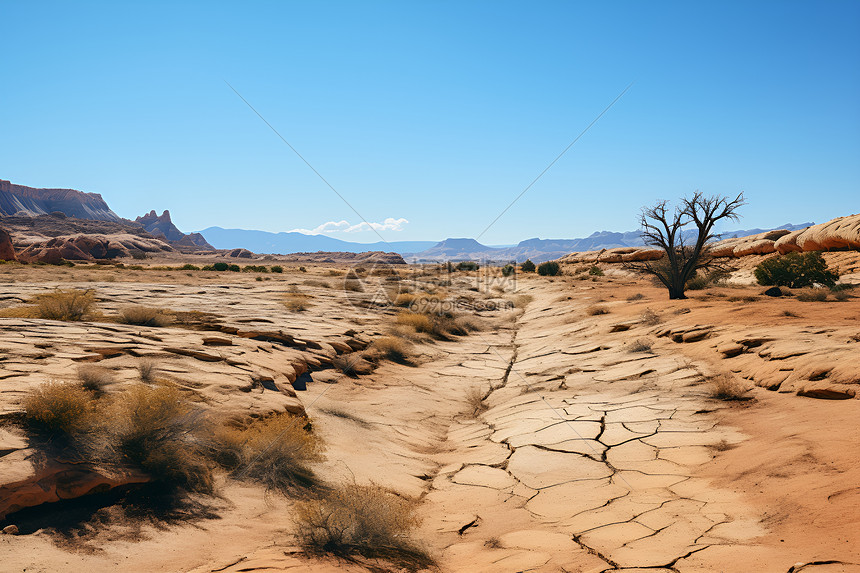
[0,260,858,572]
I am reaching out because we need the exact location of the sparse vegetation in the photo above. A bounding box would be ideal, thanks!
[754,251,839,288]
[640,308,661,325]
[628,338,653,353]
[589,265,604,276]
[77,365,116,392]
[214,413,323,493]
[118,305,172,327]
[368,336,413,363]
[343,279,364,292]
[465,386,488,417]
[538,261,561,276]
[283,291,312,312]
[796,288,829,302]
[30,288,96,321]
[137,359,157,382]
[303,279,331,288]
[23,381,95,436]
[294,483,430,570]
[709,373,750,401]
[108,384,213,493]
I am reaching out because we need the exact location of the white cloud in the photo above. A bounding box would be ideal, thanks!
[291,217,408,235]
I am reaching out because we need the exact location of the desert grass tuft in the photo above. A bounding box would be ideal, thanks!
[23,381,96,436]
[137,359,157,383]
[332,353,375,377]
[465,386,488,417]
[118,305,172,327]
[709,373,750,401]
[30,288,96,321]
[368,336,413,364]
[294,483,431,570]
[77,364,116,392]
[639,308,661,325]
[627,338,653,353]
[796,288,829,302]
[587,305,609,316]
[214,413,323,493]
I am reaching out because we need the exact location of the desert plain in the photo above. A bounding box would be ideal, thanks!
[0,249,857,573]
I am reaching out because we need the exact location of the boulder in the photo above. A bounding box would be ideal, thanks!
[763,286,783,297]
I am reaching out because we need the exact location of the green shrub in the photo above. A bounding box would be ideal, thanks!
[456,261,479,271]
[588,265,604,276]
[501,264,515,277]
[520,259,536,273]
[229,264,241,272]
[270,265,284,273]
[537,261,561,276]
[179,264,200,271]
[211,262,229,271]
[243,265,269,273]
[754,252,838,288]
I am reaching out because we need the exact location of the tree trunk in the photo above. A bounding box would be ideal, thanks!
[668,285,687,299]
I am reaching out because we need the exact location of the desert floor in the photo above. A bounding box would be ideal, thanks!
[0,260,858,573]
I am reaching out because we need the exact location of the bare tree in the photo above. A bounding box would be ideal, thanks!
[631,192,745,299]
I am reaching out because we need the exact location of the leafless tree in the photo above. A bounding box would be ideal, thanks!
[631,192,745,299]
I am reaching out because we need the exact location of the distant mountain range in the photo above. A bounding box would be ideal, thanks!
[0,178,815,263]
[198,224,813,263]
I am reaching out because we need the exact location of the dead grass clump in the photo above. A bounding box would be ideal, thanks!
[509,294,533,308]
[215,413,323,493]
[332,353,375,377]
[368,336,413,363]
[118,305,172,327]
[138,359,157,383]
[465,386,488,417]
[587,305,609,316]
[393,292,419,308]
[343,279,364,292]
[796,288,829,302]
[628,338,653,353]
[782,309,799,317]
[108,384,213,493]
[77,365,116,392]
[395,311,435,334]
[294,483,430,570]
[627,293,645,302]
[303,279,331,289]
[30,288,96,321]
[640,308,660,325]
[709,373,750,401]
[283,293,312,312]
[23,381,96,435]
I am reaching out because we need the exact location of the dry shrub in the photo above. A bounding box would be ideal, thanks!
[509,294,533,308]
[709,373,750,401]
[107,384,213,493]
[77,365,116,392]
[214,413,323,493]
[395,311,435,334]
[627,293,645,302]
[294,483,430,570]
[118,305,172,327]
[465,386,488,417]
[833,290,850,302]
[368,336,413,363]
[303,279,331,289]
[640,308,661,325]
[30,288,95,321]
[23,381,96,435]
[454,315,484,332]
[587,305,609,316]
[628,338,653,353]
[333,353,375,377]
[796,288,829,302]
[138,359,157,383]
[343,279,364,292]
[283,293,312,312]
[393,292,419,308]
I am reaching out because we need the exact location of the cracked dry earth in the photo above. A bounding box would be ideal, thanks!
[1,268,859,573]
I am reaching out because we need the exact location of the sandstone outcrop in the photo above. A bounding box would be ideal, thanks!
[16,234,173,263]
[558,247,663,264]
[0,227,16,261]
[0,179,120,221]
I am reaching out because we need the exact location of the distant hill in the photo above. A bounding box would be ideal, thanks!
[0,179,120,221]
[199,226,436,255]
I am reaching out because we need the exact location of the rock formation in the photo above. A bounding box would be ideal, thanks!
[136,210,215,250]
[0,227,16,261]
[16,234,173,263]
[0,179,120,221]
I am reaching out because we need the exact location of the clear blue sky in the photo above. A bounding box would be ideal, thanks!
[2,1,858,244]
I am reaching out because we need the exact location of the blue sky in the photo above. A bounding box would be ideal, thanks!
[2,1,858,244]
